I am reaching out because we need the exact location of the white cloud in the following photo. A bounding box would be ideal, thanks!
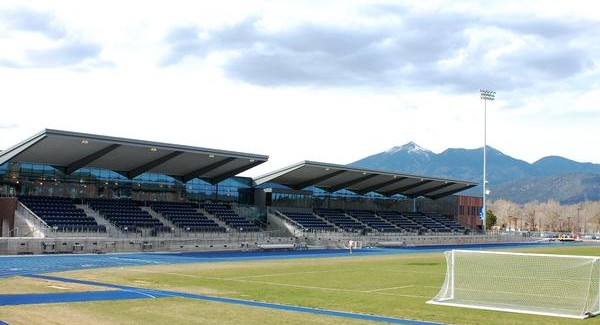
[0,0,599,178]
[0,6,106,68]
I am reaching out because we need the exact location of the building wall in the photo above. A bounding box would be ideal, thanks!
[0,197,17,237]
[417,196,458,215]
[457,195,483,231]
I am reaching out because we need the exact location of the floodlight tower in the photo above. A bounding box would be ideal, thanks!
[480,89,495,233]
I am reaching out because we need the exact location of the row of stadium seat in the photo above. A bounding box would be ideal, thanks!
[280,212,336,232]
[276,208,466,233]
[19,196,105,232]
[346,210,398,232]
[150,201,226,233]
[314,209,367,232]
[19,196,466,235]
[203,203,260,232]
[86,198,168,232]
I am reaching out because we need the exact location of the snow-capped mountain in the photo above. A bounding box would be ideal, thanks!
[350,143,600,203]
[384,142,432,155]
[356,142,433,173]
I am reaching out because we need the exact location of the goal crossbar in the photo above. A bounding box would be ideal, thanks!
[448,249,600,260]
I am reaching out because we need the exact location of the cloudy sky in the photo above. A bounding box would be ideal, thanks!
[0,0,599,177]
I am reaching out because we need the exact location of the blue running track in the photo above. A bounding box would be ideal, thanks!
[0,290,152,306]
[0,242,554,278]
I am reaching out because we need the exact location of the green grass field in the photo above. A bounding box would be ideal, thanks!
[3,245,600,325]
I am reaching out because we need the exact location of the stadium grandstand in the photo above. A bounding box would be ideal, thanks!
[0,129,519,255]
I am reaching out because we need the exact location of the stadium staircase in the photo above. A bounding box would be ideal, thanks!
[427,213,467,233]
[272,208,338,232]
[149,201,226,233]
[142,206,177,232]
[77,204,122,237]
[377,211,423,233]
[196,207,230,230]
[85,198,170,235]
[203,203,260,232]
[347,210,398,233]
[314,209,368,233]
[404,212,448,232]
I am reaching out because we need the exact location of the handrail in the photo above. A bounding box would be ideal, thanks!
[268,208,304,235]
[9,227,18,237]
[17,202,49,228]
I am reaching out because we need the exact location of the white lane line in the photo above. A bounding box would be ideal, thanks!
[109,257,162,264]
[121,289,156,299]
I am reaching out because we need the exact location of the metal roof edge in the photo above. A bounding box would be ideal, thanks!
[0,129,48,166]
[42,129,268,160]
[299,160,478,186]
[253,161,308,186]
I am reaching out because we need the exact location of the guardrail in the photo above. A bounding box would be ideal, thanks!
[15,202,49,237]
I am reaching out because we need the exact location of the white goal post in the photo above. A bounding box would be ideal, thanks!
[428,250,600,319]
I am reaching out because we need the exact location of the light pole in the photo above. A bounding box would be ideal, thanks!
[480,89,495,233]
[577,206,582,233]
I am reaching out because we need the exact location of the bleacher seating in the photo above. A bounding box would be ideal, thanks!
[377,211,424,232]
[150,201,226,232]
[16,196,468,239]
[314,209,367,232]
[277,208,468,234]
[203,203,260,232]
[19,196,106,232]
[427,213,467,233]
[347,210,398,232]
[277,210,336,232]
[86,198,168,232]
[404,212,450,233]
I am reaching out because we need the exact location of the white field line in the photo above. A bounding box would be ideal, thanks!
[125,268,430,299]
[229,269,339,279]
[368,268,441,276]
[365,285,414,292]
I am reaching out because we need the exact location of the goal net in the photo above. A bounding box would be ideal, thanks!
[428,250,600,319]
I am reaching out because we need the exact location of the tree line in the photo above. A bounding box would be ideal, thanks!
[488,199,600,234]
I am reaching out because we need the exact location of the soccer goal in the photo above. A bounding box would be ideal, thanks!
[428,250,600,319]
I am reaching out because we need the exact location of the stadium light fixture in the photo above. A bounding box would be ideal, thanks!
[480,89,495,233]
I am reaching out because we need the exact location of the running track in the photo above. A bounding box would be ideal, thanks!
[0,242,554,278]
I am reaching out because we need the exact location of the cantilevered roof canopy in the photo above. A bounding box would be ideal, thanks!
[254,161,477,200]
[0,129,268,184]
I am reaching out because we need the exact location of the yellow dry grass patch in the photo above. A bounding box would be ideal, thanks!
[0,297,378,325]
[0,276,111,294]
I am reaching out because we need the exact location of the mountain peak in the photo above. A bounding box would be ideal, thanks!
[385,142,431,155]
[351,143,600,204]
